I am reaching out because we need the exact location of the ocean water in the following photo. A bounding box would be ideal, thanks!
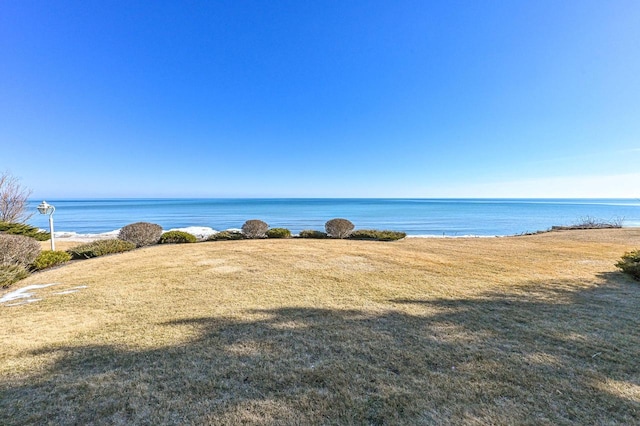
[26,198,640,237]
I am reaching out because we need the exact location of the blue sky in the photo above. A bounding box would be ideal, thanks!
[1,1,639,198]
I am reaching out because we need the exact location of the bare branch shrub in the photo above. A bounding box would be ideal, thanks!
[242,220,269,239]
[574,216,623,228]
[0,234,41,267]
[325,218,355,239]
[0,171,33,223]
[552,216,624,231]
[118,222,163,247]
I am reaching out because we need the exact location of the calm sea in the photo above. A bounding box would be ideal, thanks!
[26,198,640,237]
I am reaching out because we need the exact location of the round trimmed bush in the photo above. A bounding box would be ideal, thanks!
[616,250,640,281]
[118,222,163,247]
[159,231,197,244]
[298,230,328,239]
[325,218,355,239]
[266,228,291,239]
[0,234,40,267]
[242,220,269,239]
[31,250,72,271]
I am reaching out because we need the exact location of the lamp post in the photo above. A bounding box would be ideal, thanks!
[37,201,56,251]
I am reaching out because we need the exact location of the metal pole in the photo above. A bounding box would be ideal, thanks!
[49,209,55,251]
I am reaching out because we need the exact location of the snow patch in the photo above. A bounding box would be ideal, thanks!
[53,286,88,295]
[1,283,88,306]
[54,230,120,241]
[0,283,59,304]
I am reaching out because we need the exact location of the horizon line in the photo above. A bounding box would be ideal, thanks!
[28,197,640,201]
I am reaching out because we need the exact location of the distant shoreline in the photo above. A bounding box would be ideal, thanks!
[51,228,498,243]
[48,224,639,244]
[27,198,640,238]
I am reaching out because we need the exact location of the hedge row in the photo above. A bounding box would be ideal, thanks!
[0,218,409,289]
[3,220,637,291]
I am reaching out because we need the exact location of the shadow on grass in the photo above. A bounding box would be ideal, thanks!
[1,274,639,425]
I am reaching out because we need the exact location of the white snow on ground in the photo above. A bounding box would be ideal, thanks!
[0,283,58,303]
[53,285,88,295]
[54,229,120,242]
[1,283,88,307]
[54,227,226,242]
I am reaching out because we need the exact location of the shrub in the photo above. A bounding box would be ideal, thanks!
[0,221,50,241]
[118,222,163,247]
[349,229,407,241]
[551,216,623,231]
[67,239,136,259]
[266,228,291,239]
[31,250,72,271]
[0,265,29,288]
[325,218,355,239]
[207,230,245,241]
[159,230,197,244]
[0,171,33,223]
[298,230,328,239]
[242,220,269,239]
[0,234,41,267]
[616,250,640,281]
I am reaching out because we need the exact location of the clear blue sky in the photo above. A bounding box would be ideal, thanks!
[1,1,639,198]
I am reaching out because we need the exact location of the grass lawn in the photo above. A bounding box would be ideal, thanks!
[1,229,639,424]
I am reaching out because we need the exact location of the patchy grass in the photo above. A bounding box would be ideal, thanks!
[2,229,640,424]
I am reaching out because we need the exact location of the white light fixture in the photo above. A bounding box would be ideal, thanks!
[37,201,56,250]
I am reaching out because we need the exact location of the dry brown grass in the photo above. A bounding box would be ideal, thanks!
[2,229,640,424]
[38,239,84,252]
